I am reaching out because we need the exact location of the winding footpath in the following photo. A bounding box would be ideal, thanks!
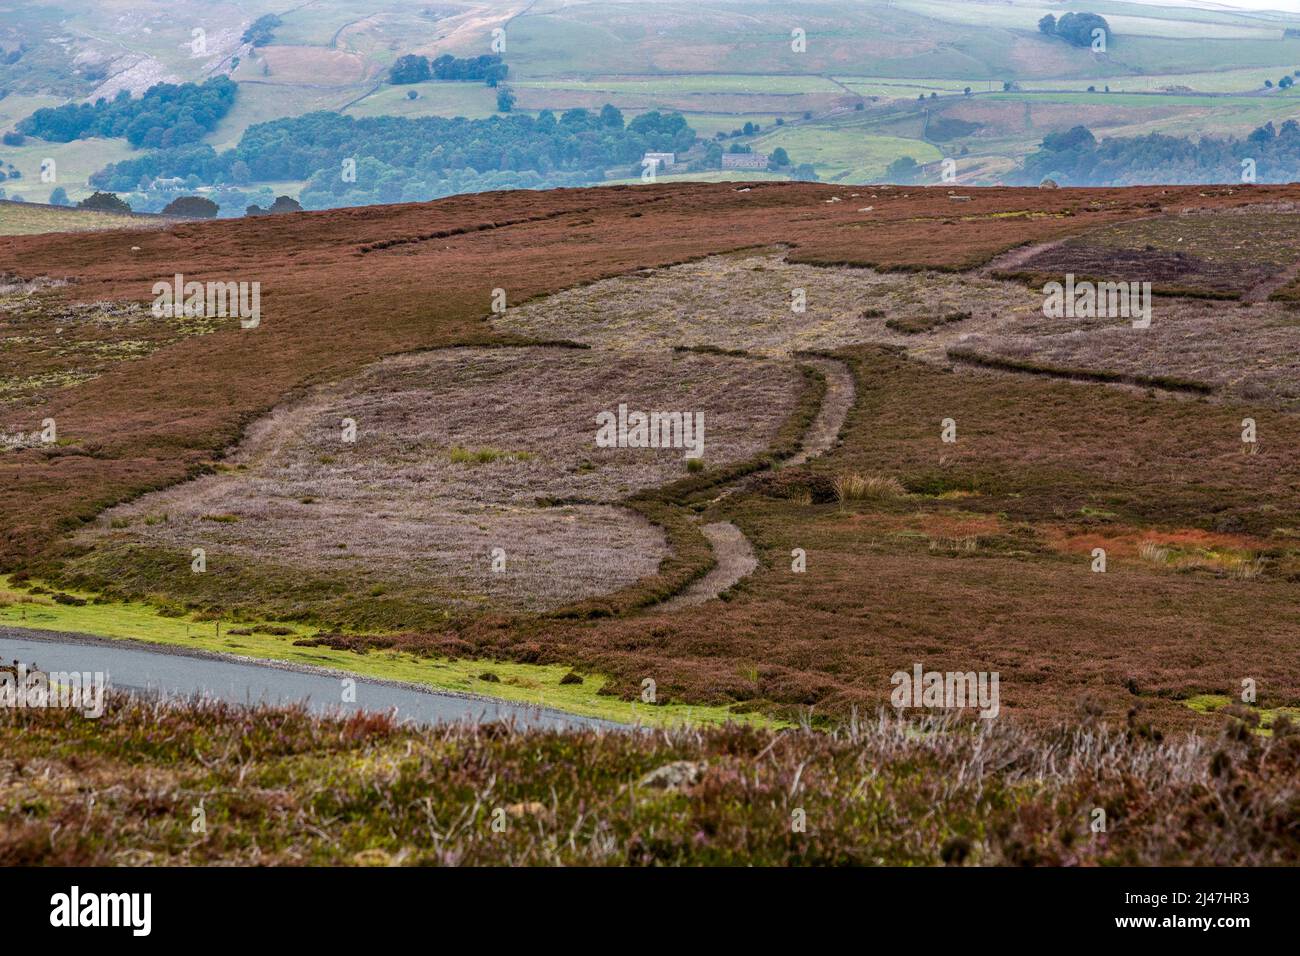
[653,356,855,611]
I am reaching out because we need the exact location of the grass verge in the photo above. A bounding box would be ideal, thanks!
[0,576,770,728]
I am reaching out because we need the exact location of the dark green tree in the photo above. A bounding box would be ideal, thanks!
[78,191,131,213]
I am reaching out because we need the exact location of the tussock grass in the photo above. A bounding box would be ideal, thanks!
[0,588,52,607]
[928,535,979,553]
[833,472,907,504]
[1139,540,1264,578]
[448,445,536,465]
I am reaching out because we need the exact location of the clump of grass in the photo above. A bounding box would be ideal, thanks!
[1139,541,1263,578]
[686,458,705,473]
[1138,540,1171,565]
[886,310,970,335]
[201,513,240,523]
[833,473,907,504]
[449,445,536,465]
[928,535,979,553]
[0,589,52,607]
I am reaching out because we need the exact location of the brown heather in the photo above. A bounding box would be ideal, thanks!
[2,693,1297,866]
[3,181,1300,738]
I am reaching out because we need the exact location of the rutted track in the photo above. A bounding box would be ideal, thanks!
[783,357,853,467]
[653,355,855,610]
[655,522,758,612]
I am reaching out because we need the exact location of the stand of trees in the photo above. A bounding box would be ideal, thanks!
[1038,12,1110,48]
[1014,121,1300,185]
[17,77,236,148]
[78,191,132,213]
[90,106,698,207]
[390,53,508,86]
[241,15,281,47]
[161,195,219,218]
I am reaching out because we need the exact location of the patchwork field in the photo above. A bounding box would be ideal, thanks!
[0,174,1299,871]
[2,181,1300,738]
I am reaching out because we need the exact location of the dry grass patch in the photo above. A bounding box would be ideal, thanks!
[62,347,802,623]
[493,250,1041,357]
[1138,539,1265,579]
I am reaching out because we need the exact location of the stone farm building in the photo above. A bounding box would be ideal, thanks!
[721,153,769,170]
[641,152,677,172]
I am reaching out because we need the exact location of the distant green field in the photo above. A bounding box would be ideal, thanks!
[753,124,941,182]
[0,137,136,203]
[207,81,374,150]
[0,92,63,133]
[838,77,990,99]
[1101,35,1300,75]
[897,0,1280,40]
[346,80,498,119]
[0,200,165,236]
[1018,67,1300,94]
[515,74,842,95]
[681,113,796,139]
[986,90,1300,109]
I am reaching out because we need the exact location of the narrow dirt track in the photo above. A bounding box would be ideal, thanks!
[978,237,1069,275]
[1243,256,1300,302]
[655,521,757,612]
[783,357,854,467]
[654,355,855,610]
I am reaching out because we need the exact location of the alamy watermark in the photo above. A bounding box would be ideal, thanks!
[1042,273,1151,329]
[890,663,1000,719]
[50,886,150,936]
[151,274,261,328]
[595,404,705,459]
[1,663,106,718]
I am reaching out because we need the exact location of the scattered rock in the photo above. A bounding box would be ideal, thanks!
[478,671,500,683]
[638,760,707,792]
[559,671,583,685]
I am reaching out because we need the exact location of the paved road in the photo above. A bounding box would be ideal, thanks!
[0,626,618,731]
